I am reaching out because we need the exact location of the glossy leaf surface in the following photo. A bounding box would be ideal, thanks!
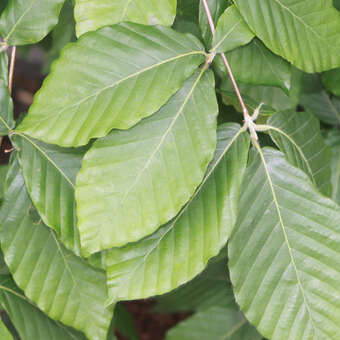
[76,70,218,253]
[234,0,340,72]
[105,124,249,303]
[212,5,254,53]
[0,156,113,340]
[166,306,262,340]
[12,133,87,255]
[75,0,177,36]
[0,0,65,45]
[17,23,206,147]
[268,110,332,196]
[229,148,340,340]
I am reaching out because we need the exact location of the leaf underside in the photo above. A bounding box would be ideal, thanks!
[229,147,340,340]
[0,155,113,340]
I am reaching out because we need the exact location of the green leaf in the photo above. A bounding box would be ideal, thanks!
[325,130,340,204]
[0,164,8,201]
[212,5,254,53]
[335,0,340,10]
[322,68,340,97]
[0,319,12,340]
[166,306,262,340]
[0,53,14,136]
[234,0,340,72]
[11,133,87,256]
[300,74,340,126]
[74,0,177,37]
[268,110,333,196]
[215,39,292,93]
[76,69,218,253]
[229,147,340,340]
[43,0,76,74]
[17,23,206,147]
[105,123,249,304]
[0,155,114,340]
[0,274,87,340]
[154,257,236,313]
[0,0,65,45]
[199,0,228,46]
[173,0,201,38]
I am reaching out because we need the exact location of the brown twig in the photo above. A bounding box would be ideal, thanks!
[201,0,250,120]
[8,46,16,96]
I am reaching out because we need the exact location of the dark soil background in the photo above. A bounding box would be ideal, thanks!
[3,49,189,340]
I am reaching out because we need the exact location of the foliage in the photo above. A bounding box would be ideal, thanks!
[0,0,340,339]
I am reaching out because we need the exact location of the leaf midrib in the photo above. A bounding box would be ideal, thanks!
[255,144,319,338]
[110,127,245,301]
[24,50,206,126]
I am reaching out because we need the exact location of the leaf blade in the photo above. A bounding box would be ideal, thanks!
[76,69,218,253]
[229,147,340,340]
[17,23,206,147]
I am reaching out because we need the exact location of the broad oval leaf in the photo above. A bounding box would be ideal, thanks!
[0,156,114,340]
[234,0,340,72]
[0,0,65,45]
[166,306,262,340]
[268,110,333,196]
[75,0,177,37]
[76,69,218,253]
[0,274,87,340]
[212,5,254,53]
[17,23,206,147]
[105,124,249,303]
[11,133,87,256]
[322,68,340,97]
[229,147,340,340]
[214,39,292,93]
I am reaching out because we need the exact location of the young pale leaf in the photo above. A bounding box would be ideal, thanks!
[11,133,87,256]
[17,23,206,147]
[105,124,249,303]
[0,0,65,45]
[268,110,333,196]
[166,306,262,340]
[0,53,14,136]
[0,319,12,340]
[325,130,340,204]
[212,5,254,53]
[234,0,340,72]
[76,69,218,253]
[0,274,87,340]
[0,156,114,340]
[199,0,228,46]
[214,39,292,93]
[322,68,340,97]
[229,147,340,340]
[75,0,177,37]
[300,74,340,126]
[154,257,235,313]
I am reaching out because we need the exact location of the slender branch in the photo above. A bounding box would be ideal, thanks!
[8,46,16,96]
[201,0,249,120]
